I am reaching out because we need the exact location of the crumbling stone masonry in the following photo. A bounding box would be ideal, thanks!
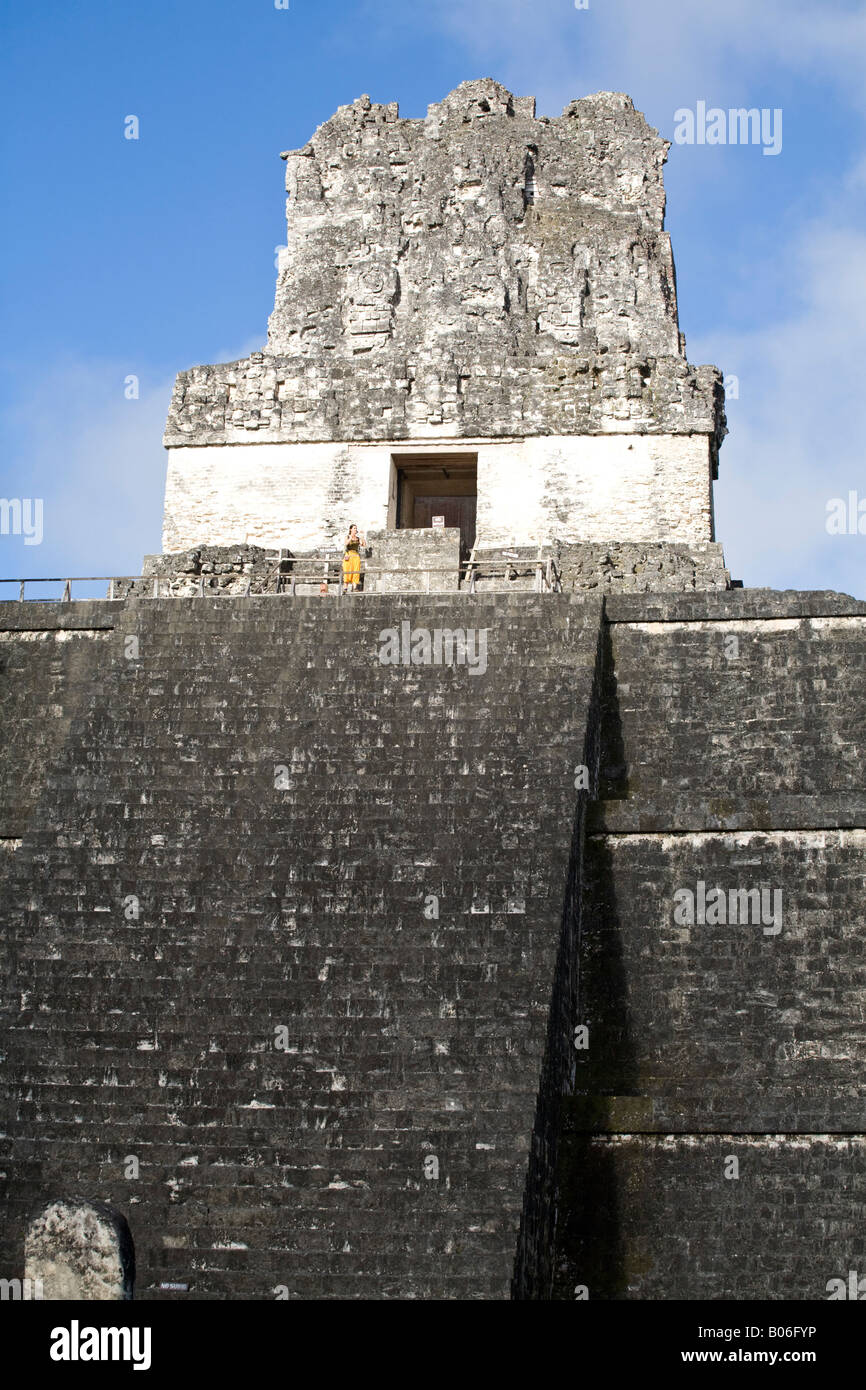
[162,80,726,558]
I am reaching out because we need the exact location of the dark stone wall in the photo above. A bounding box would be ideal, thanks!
[0,593,601,1300]
[554,1134,866,1300]
[2,585,864,1300]
[577,828,866,1131]
[554,588,866,1299]
[0,613,114,838]
[513,608,604,1298]
[596,589,866,830]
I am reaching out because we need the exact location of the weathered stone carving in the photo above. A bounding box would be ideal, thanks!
[165,80,725,455]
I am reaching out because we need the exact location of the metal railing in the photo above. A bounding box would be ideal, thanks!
[1,554,562,602]
[0,576,131,603]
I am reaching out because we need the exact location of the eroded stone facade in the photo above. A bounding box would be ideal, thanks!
[162,80,726,559]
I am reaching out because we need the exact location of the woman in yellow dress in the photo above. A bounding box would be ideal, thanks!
[342,524,366,591]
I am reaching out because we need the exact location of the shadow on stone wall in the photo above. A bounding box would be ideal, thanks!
[550,623,642,1298]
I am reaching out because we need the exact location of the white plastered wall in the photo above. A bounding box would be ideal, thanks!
[161,434,714,552]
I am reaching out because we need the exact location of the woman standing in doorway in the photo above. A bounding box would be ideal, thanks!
[342,524,366,591]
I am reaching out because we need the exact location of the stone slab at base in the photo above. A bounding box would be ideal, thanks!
[25,1201,135,1301]
[363,528,461,593]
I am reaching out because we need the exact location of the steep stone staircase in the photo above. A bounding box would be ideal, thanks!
[0,593,602,1299]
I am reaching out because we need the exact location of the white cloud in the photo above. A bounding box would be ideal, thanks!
[213,333,268,367]
[0,360,172,581]
[408,0,866,119]
[694,222,866,595]
[0,332,270,584]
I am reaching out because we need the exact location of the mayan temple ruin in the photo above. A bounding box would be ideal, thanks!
[1,79,864,1301]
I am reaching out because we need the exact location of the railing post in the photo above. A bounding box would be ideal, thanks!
[18,580,25,602]
[62,579,71,603]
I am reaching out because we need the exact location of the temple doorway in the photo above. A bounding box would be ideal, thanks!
[393,455,477,558]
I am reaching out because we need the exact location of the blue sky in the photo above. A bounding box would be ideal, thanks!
[1,0,865,595]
